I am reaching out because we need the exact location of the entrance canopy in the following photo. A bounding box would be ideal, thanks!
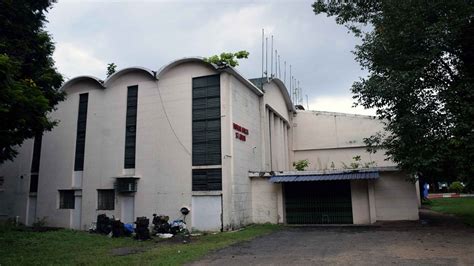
[269,169,379,183]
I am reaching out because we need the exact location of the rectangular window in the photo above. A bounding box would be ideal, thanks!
[97,189,115,210]
[74,93,89,171]
[31,134,42,173]
[29,174,38,193]
[192,168,222,191]
[0,176,4,190]
[30,134,42,193]
[192,75,221,166]
[59,190,75,209]
[124,86,138,169]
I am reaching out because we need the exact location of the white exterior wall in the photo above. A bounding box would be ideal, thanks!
[293,111,393,170]
[0,140,34,223]
[261,81,292,171]
[350,180,371,224]
[374,172,419,221]
[226,75,262,228]
[251,177,282,224]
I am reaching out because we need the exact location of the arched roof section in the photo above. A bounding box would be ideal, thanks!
[60,76,104,92]
[156,57,263,96]
[155,57,217,79]
[103,67,155,86]
[271,78,296,113]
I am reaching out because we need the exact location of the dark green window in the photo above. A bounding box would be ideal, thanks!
[59,190,75,209]
[31,134,42,173]
[124,86,138,169]
[97,189,115,210]
[192,169,222,191]
[192,75,221,166]
[74,93,88,171]
[30,134,42,193]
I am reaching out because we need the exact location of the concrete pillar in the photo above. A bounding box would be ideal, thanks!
[368,180,377,223]
[276,183,285,224]
[269,111,275,170]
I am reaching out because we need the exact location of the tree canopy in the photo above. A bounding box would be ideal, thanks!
[204,51,249,67]
[0,0,64,163]
[313,0,474,183]
[107,63,117,78]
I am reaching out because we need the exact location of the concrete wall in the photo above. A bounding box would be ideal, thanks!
[0,140,34,223]
[262,80,292,171]
[350,180,371,224]
[251,177,283,224]
[374,172,419,221]
[293,111,394,170]
[226,74,262,228]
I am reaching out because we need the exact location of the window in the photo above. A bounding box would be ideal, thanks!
[192,169,222,191]
[124,86,138,169]
[30,134,42,193]
[31,134,42,173]
[97,189,115,210]
[29,174,38,193]
[59,190,75,209]
[74,93,89,171]
[0,176,4,190]
[192,75,221,166]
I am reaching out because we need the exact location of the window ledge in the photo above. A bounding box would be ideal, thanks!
[192,191,222,196]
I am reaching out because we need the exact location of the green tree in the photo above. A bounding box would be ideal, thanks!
[204,51,249,67]
[106,63,117,78]
[0,0,64,164]
[313,1,474,182]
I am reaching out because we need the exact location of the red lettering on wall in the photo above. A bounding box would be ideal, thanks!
[233,122,249,141]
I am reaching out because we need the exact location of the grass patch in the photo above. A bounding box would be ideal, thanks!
[0,223,281,265]
[426,197,474,226]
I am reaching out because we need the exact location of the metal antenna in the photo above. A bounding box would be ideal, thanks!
[278,54,281,79]
[298,81,301,105]
[271,35,274,78]
[306,95,309,110]
[289,65,292,103]
[265,37,268,79]
[261,29,264,86]
[275,50,277,78]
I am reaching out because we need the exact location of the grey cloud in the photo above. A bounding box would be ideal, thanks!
[47,0,370,113]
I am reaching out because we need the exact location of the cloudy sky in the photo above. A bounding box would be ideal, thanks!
[46,0,374,115]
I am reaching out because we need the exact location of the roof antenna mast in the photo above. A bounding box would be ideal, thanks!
[271,35,274,78]
[265,37,268,79]
[289,65,292,103]
[278,53,281,79]
[261,28,264,88]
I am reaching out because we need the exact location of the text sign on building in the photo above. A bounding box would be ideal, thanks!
[233,123,249,142]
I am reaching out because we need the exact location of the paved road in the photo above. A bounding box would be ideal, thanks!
[190,209,474,266]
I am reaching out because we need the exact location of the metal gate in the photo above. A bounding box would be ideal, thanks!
[284,181,353,224]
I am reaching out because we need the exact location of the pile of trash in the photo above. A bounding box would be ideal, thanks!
[89,212,188,240]
[152,214,187,238]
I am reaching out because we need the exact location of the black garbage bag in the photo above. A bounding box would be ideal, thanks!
[152,214,171,234]
[111,219,125,237]
[96,214,111,235]
[134,216,150,240]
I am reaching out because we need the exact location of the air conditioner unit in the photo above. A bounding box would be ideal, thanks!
[114,177,139,193]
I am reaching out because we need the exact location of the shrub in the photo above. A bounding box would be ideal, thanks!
[293,160,309,171]
[449,181,464,194]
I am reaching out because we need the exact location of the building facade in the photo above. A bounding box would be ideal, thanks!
[0,57,419,231]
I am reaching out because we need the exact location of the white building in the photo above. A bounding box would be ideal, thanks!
[0,57,419,231]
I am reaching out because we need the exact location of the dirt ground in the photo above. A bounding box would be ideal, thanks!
[189,209,474,266]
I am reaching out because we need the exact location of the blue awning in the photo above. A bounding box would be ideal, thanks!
[269,171,379,183]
